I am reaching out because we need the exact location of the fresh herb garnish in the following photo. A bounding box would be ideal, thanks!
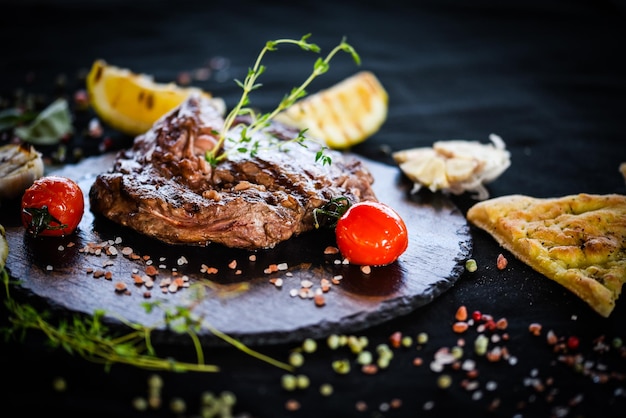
[8,98,74,145]
[312,196,352,229]
[0,268,293,373]
[204,34,360,167]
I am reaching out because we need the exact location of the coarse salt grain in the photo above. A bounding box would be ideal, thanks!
[314,293,325,307]
[455,305,468,321]
[496,253,508,270]
[324,246,339,255]
[462,359,476,371]
[453,322,469,333]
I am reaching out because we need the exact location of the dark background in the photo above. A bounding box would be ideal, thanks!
[1,1,626,417]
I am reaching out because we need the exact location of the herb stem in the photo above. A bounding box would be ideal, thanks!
[206,323,295,372]
[205,34,360,166]
[0,268,290,374]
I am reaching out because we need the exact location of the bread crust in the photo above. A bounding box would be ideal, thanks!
[467,193,626,317]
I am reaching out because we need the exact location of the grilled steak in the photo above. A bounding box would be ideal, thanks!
[89,94,377,249]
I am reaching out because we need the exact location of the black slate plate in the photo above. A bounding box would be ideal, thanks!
[3,153,472,346]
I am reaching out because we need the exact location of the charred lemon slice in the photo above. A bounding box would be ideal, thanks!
[86,59,225,136]
[275,71,388,150]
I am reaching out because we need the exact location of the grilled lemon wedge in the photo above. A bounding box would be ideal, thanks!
[86,59,225,136]
[275,71,388,150]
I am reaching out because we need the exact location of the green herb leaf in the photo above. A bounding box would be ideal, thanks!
[0,108,38,131]
[14,98,73,145]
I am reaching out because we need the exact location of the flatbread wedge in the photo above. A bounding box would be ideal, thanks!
[467,193,626,317]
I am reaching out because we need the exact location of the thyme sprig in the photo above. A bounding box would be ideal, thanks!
[205,34,360,166]
[313,196,353,229]
[0,269,294,373]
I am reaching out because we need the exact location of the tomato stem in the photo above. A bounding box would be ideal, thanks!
[22,206,68,236]
[313,196,352,229]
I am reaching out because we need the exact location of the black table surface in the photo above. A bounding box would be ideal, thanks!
[2,1,626,417]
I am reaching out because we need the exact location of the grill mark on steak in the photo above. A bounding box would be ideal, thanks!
[89,94,377,249]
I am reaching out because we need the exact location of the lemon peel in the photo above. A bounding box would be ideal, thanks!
[86,59,225,136]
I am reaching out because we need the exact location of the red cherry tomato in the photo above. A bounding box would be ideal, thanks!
[21,175,85,237]
[335,201,408,266]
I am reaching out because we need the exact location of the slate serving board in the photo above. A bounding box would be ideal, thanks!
[3,153,472,346]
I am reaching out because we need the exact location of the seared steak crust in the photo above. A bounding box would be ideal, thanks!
[89,94,377,249]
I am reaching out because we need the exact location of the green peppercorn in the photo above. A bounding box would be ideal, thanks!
[474,334,489,356]
[132,397,148,411]
[327,334,340,350]
[169,397,186,414]
[319,383,334,396]
[148,374,163,389]
[357,350,373,365]
[437,374,452,389]
[401,335,412,348]
[302,338,317,353]
[377,355,391,369]
[417,332,429,345]
[451,345,464,359]
[348,335,363,353]
[612,337,623,349]
[52,376,67,392]
[289,351,305,367]
[220,391,236,406]
[332,359,351,374]
[296,374,310,389]
[281,374,297,391]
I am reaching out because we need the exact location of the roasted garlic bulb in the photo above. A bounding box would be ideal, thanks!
[393,134,510,200]
[0,143,45,200]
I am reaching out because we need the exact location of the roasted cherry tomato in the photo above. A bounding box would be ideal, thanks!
[335,201,408,266]
[21,175,85,237]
